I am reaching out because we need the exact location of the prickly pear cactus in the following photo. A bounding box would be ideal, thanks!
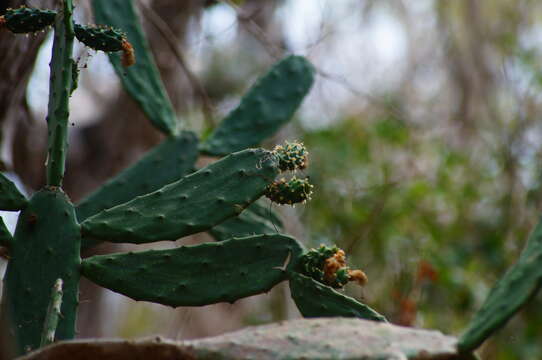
[1,1,323,356]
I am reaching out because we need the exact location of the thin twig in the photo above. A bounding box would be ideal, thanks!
[137,0,215,128]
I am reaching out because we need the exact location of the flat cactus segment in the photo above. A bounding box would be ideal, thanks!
[81,148,279,244]
[1,189,81,355]
[76,132,198,223]
[200,56,315,156]
[74,24,124,52]
[0,216,13,247]
[0,172,27,210]
[1,7,56,33]
[81,234,303,306]
[93,0,177,135]
[458,218,542,353]
[45,0,75,187]
[289,272,387,322]
[209,202,282,241]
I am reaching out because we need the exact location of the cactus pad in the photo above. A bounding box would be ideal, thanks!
[458,218,542,353]
[289,272,386,322]
[74,24,134,66]
[200,56,315,156]
[0,172,27,211]
[1,189,81,354]
[93,0,177,135]
[81,234,303,306]
[1,7,56,34]
[273,141,308,172]
[81,148,280,244]
[265,176,313,205]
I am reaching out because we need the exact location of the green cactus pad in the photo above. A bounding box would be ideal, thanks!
[209,201,282,241]
[93,0,177,135]
[81,234,303,307]
[289,272,386,322]
[76,132,198,223]
[74,24,125,52]
[458,218,542,353]
[45,0,75,187]
[0,216,13,247]
[1,7,56,34]
[0,172,27,211]
[81,148,279,244]
[1,189,81,354]
[265,176,313,205]
[200,56,315,156]
[273,141,308,172]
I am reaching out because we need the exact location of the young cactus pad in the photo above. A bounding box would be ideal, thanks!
[289,272,386,322]
[0,7,56,33]
[200,56,315,156]
[1,189,81,354]
[81,148,280,244]
[74,24,134,67]
[93,0,177,135]
[81,234,303,307]
[0,172,27,211]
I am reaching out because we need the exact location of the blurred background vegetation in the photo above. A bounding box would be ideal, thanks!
[2,0,542,358]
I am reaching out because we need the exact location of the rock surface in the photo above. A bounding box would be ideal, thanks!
[19,318,475,360]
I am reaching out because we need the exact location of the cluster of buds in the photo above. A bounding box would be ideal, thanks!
[265,176,313,205]
[273,141,308,172]
[299,245,368,288]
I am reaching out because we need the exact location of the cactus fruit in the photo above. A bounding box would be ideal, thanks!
[0,172,27,211]
[200,56,315,156]
[81,235,303,307]
[74,24,134,67]
[298,245,367,288]
[81,148,280,244]
[93,0,177,135]
[265,176,314,205]
[0,7,56,34]
[288,272,386,322]
[273,141,308,172]
[1,189,81,354]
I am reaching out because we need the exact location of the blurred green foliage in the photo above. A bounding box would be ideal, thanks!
[301,104,542,358]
